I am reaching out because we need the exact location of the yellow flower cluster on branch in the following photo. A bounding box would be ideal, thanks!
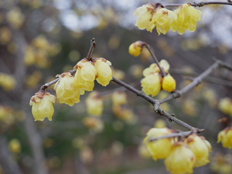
[134,3,202,35]
[144,128,212,174]
[30,56,112,121]
[141,60,176,97]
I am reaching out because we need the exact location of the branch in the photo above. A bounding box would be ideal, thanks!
[149,131,192,142]
[111,77,156,104]
[159,60,221,104]
[86,38,96,61]
[143,43,167,77]
[163,1,232,8]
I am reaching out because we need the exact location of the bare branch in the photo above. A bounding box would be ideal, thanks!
[163,1,232,8]
[149,131,192,142]
[87,38,96,61]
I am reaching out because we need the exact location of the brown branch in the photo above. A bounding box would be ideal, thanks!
[86,38,96,61]
[163,1,232,8]
[149,131,192,142]
[159,60,221,104]
[143,43,167,77]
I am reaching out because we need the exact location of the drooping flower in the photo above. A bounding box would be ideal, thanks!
[85,91,103,116]
[30,91,56,121]
[94,58,112,86]
[147,7,177,35]
[144,128,174,160]
[185,134,210,167]
[218,127,232,149]
[54,72,81,106]
[162,74,176,92]
[74,60,97,91]
[134,3,155,30]
[165,142,196,174]
[171,4,203,35]
[141,73,161,97]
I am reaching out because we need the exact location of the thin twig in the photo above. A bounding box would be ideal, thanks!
[159,60,221,104]
[164,1,232,8]
[149,131,192,142]
[111,77,157,104]
[86,38,96,61]
[143,44,167,77]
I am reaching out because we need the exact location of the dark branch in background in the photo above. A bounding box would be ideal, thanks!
[163,1,232,8]
[142,42,167,77]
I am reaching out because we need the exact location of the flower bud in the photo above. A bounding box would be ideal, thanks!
[185,134,210,167]
[218,127,232,149]
[162,74,176,92]
[165,142,196,174]
[112,91,127,106]
[54,72,80,106]
[85,91,103,116]
[94,58,112,86]
[129,41,143,57]
[30,91,56,121]
[144,128,173,160]
[141,73,161,97]
[218,98,232,116]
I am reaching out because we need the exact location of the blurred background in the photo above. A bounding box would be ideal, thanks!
[0,0,232,174]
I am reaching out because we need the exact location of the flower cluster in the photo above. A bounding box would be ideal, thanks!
[141,60,176,97]
[144,128,212,174]
[218,126,232,149]
[134,3,202,35]
[30,57,112,121]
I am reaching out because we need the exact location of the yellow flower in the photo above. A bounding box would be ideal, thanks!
[112,105,136,124]
[29,91,56,121]
[6,7,25,29]
[217,127,232,149]
[171,4,203,35]
[165,142,196,174]
[112,68,125,80]
[144,128,173,160]
[141,73,161,97]
[112,91,127,106]
[9,139,21,154]
[0,73,16,91]
[54,72,81,106]
[218,98,232,116]
[128,41,143,57]
[143,59,170,76]
[185,134,210,167]
[82,116,104,133]
[74,60,97,91]
[85,91,103,116]
[147,7,177,35]
[162,74,176,92]
[94,58,112,86]
[134,3,155,30]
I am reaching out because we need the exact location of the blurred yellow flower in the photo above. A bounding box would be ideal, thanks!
[162,74,176,92]
[85,91,103,116]
[9,139,21,154]
[218,127,232,149]
[112,91,127,106]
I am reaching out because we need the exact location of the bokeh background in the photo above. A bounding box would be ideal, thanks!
[0,0,232,174]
